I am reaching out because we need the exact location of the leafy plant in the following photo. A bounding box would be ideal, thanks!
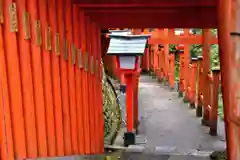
[169,44,176,53]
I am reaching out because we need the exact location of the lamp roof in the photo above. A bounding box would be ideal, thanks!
[107,34,151,56]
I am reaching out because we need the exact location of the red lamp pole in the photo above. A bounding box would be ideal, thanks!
[125,73,134,133]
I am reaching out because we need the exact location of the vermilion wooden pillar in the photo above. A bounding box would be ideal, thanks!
[160,47,165,80]
[16,0,38,157]
[64,0,78,155]
[66,0,78,154]
[185,64,191,102]
[79,10,91,154]
[142,28,150,72]
[28,0,49,156]
[85,18,96,153]
[156,46,160,77]
[169,52,175,89]
[58,0,72,155]
[163,29,169,81]
[189,58,198,109]
[149,47,152,73]
[178,50,185,97]
[146,47,150,72]
[91,22,101,153]
[96,28,104,153]
[56,0,68,155]
[150,46,154,72]
[142,47,150,72]
[209,69,220,136]
[156,46,161,80]
[201,29,211,127]
[196,56,203,117]
[49,0,65,156]
[1,0,28,159]
[183,29,190,103]
[39,0,57,156]
[153,45,158,74]
[73,5,85,154]
[218,0,240,159]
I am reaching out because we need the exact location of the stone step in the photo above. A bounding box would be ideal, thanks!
[105,144,212,159]
[120,153,212,160]
[126,145,212,159]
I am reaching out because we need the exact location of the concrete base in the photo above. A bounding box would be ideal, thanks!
[151,76,157,79]
[157,78,163,83]
[124,132,136,147]
[196,105,202,117]
[149,71,154,76]
[183,97,189,103]
[163,81,169,86]
[209,128,217,136]
[178,92,183,98]
[140,70,149,75]
[201,118,210,126]
[189,103,195,109]
[174,82,179,92]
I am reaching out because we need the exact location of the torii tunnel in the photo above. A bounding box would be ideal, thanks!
[0,0,239,160]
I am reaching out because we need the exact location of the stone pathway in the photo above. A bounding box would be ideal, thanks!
[136,75,226,153]
[112,75,226,159]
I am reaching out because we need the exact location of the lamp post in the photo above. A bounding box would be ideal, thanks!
[107,32,151,146]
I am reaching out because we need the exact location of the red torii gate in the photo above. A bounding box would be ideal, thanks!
[75,1,238,159]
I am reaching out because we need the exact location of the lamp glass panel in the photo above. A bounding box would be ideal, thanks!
[119,56,136,70]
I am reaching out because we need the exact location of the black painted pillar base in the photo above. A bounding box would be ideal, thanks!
[124,132,136,147]
[158,78,163,83]
[183,97,189,103]
[163,80,169,86]
[149,71,154,76]
[151,74,157,79]
[196,105,202,117]
[201,118,210,126]
[209,128,217,136]
[178,92,183,97]
[190,103,195,109]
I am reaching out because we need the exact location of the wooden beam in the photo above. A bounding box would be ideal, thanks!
[86,9,217,28]
[76,2,216,8]
[149,35,218,44]
[82,6,215,13]
[73,0,217,6]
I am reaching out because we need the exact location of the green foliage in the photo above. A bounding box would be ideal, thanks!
[175,54,179,81]
[191,28,202,34]
[102,62,121,144]
[210,29,220,70]
[169,44,176,53]
[190,44,202,58]
[211,44,220,70]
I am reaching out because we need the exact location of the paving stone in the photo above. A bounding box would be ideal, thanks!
[137,75,226,152]
[154,146,177,155]
[126,145,145,152]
